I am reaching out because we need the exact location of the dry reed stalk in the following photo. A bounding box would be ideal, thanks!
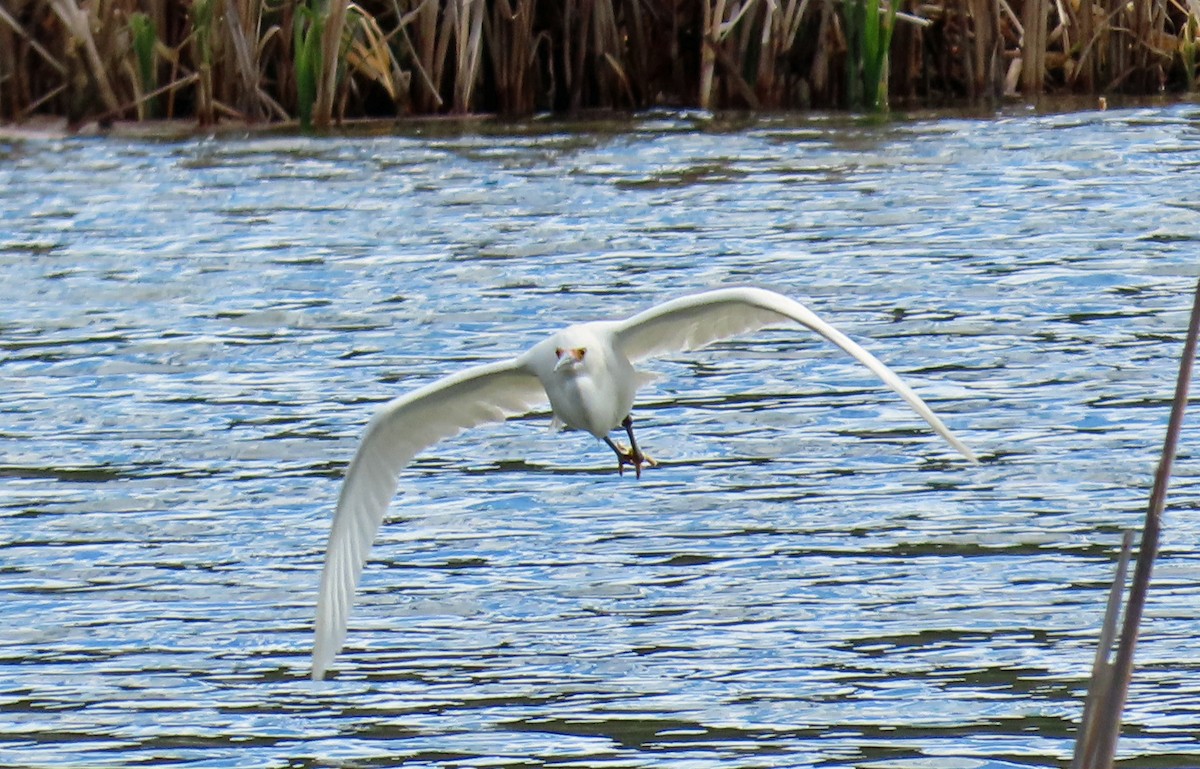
[890,7,921,103]
[410,0,447,111]
[429,0,455,106]
[590,0,628,108]
[0,3,66,77]
[163,43,178,118]
[48,0,123,116]
[1065,1,1119,90]
[391,0,443,110]
[189,0,216,125]
[1130,0,1163,88]
[623,0,650,104]
[18,84,68,118]
[145,0,168,63]
[699,0,761,109]
[808,0,839,105]
[728,1,768,106]
[93,70,200,123]
[564,0,590,111]
[1020,0,1048,94]
[699,0,726,109]
[756,0,813,106]
[1071,278,1200,768]
[484,0,535,114]
[269,1,295,115]
[993,0,1023,95]
[314,0,349,127]
[1071,531,1134,769]
[1109,0,1130,88]
[450,0,484,113]
[966,0,1002,99]
[1072,0,1096,89]
[345,2,407,108]
[704,32,760,107]
[1,7,24,120]
[222,0,264,121]
[254,22,292,121]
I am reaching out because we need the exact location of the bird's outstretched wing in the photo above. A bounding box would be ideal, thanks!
[312,357,546,680]
[611,286,978,463]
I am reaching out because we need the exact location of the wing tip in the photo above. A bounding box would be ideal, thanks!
[940,430,980,465]
[311,646,332,681]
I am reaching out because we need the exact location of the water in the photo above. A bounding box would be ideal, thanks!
[2,106,1199,768]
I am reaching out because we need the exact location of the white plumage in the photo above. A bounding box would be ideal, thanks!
[312,287,978,679]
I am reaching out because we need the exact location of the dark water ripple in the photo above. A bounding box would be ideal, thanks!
[2,106,1200,767]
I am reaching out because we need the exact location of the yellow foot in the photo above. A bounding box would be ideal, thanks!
[616,449,657,479]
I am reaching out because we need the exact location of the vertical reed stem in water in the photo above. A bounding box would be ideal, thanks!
[1072,278,1200,768]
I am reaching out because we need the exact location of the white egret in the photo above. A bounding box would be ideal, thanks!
[311,286,978,679]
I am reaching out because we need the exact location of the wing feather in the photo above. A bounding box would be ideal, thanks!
[312,356,546,680]
[613,287,978,463]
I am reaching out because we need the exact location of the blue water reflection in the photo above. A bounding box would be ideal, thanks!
[2,106,1199,767]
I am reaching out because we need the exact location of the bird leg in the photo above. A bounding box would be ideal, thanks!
[603,416,657,478]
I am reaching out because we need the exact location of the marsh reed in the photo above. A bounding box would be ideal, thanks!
[1070,279,1200,768]
[1,0,1197,125]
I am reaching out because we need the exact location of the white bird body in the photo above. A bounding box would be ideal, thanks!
[311,287,978,680]
[532,323,638,439]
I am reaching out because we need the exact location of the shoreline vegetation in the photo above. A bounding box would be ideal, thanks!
[1,0,1198,130]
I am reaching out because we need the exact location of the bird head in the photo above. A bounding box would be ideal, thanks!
[553,345,587,372]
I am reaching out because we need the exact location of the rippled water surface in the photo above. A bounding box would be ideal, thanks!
[3,106,1200,768]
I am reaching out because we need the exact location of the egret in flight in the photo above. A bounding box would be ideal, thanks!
[311,286,978,679]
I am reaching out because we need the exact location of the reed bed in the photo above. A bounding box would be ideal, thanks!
[2,0,1197,125]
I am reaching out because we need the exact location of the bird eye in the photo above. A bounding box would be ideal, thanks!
[554,347,563,358]
[575,348,587,358]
